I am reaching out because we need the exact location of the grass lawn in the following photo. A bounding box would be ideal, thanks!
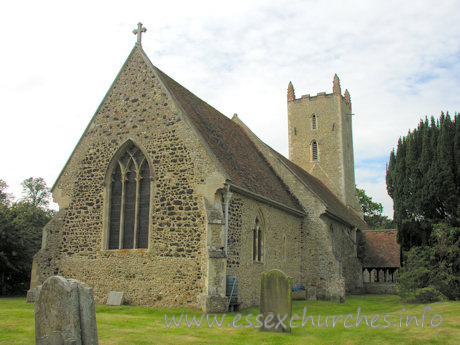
[0,295,459,345]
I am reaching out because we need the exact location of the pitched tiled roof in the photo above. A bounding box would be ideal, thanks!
[153,66,302,212]
[362,230,400,268]
[144,48,367,228]
[273,151,369,230]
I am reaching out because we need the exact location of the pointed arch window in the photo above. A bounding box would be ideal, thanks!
[108,143,151,249]
[253,217,263,262]
[312,114,317,129]
[312,140,319,161]
[283,234,287,262]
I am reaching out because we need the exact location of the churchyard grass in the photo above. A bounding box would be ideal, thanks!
[1,295,459,344]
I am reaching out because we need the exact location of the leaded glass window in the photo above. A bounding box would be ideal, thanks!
[108,144,150,249]
[312,140,318,161]
[253,217,263,262]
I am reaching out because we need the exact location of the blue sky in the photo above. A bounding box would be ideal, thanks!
[1,0,459,217]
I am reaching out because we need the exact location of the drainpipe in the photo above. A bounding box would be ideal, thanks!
[223,184,233,256]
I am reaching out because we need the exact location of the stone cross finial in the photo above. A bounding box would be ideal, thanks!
[133,22,147,45]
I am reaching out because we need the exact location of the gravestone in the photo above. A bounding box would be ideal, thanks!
[260,269,292,332]
[35,276,98,345]
[68,279,98,345]
[106,291,124,306]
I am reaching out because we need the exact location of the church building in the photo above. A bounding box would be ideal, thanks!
[30,24,370,312]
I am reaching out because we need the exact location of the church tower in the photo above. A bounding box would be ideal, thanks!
[287,75,362,215]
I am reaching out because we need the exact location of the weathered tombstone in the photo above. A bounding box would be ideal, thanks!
[106,291,124,306]
[35,276,98,345]
[35,276,81,345]
[68,280,98,345]
[260,269,292,332]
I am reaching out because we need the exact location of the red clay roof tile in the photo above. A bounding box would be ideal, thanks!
[362,230,401,268]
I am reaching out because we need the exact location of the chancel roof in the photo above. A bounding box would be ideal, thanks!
[149,54,303,213]
[144,46,370,228]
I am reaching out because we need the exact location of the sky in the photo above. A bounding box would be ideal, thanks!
[1,0,459,217]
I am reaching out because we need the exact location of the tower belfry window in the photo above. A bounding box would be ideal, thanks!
[108,143,150,249]
[312,141,318,161]
[312,114,317,129]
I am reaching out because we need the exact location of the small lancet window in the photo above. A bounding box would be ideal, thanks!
[312,140,318,161]
[312,114,317,129]
[108,143,150,249]
[253,217,263,262]
[283,234,287,262]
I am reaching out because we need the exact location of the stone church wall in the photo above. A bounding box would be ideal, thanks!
[226,192,303,309]
[322,217,363,295]
[232,116,364,301]
[232,117,351,300]
[32,48,227,309]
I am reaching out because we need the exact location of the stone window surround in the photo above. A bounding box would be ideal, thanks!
[252,211,264,263]
[102,139,155,251]
[312,113,317,130]
[311,140,319,162]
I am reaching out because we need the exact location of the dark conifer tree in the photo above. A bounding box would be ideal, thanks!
[386,112,459,250]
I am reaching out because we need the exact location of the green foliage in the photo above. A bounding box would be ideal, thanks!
[356,187,395,229]
[429,223,460,299]
[0,178,53,295]
[20,177,51,209]
[414,287,447,303]
[0,180,11,206]
[386,112,459,301]
[397,223,460,301]
[398,246,433,300]
[386,112,459,249]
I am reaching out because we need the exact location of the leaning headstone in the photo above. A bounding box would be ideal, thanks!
[260,269,292,332]
[35,276,98,345]
[69,280,98,345]
[106,291,124,306]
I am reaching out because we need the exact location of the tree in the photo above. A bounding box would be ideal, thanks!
[21,177,51,209]
[398,223,460,301]
[387,112,460,300]
[386,112,459,249]
[0,179,11,205]
[356,187,395,229]
[0,178,53,295]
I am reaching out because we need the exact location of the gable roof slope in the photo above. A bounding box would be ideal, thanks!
[146,54,302,212]
[232,115,369,230]
[274,151,369,229]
